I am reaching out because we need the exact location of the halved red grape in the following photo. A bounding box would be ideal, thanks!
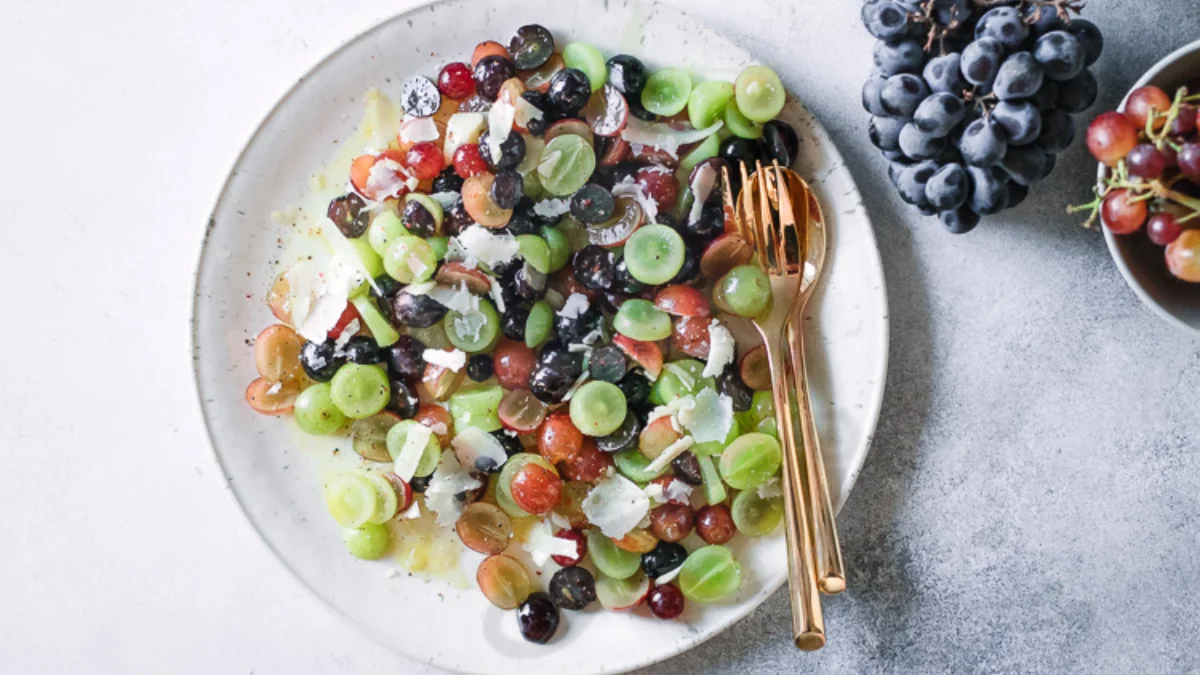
[413,404,454,446]
[612,528,659,554]
[435,261,492,294]
[462,173,514,228]
[597,136,632,167]
[559,438,614,482]
[739,345,770,390]
[636,166,679,214]
[510,463,563,514]
[524,53,564,93]
[1166,230,1200,282]
[456,502,513,554]
[498,388,547,433]
[1125,86,1171,131]
[405,141,445,181]
[551,529,587,567]
[493,339,537,390]
[245,377,300,415]
[544,118,595,147]
[453,144,489,179]
[583,85,630,137]
[639,416,683,460]
[672,316,711,358]
[700,233,754,279]
[654,285,712,318]
[538,411,584,463]
[1087,112,1138,167]
[1100,188,1148,234]
[472,41,511,68]
[612,334,664,378]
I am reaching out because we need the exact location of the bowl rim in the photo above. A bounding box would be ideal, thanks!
[1098,38,1200,337]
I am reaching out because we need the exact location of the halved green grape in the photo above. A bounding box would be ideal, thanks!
[614,449,669,483]
[444,297,500,353]
[691,416,741,457]
[330,364,390,419]
[650,359,714,405]
[367,211,406,256]
[688,80,735,130]
[731,488,784,537]
[642,68,693,117]
[294,383,347,435]
[427,235,449,261]
[524,300,554,349]
[523,169,547,199]
[386,420,443,477]
[538,134,596,196]
[349,295,400,347]
[569,381,627,437]
[718,432,781,490]
[756,415,777,439]
[344,522,390,560]
[563,42,607,92]
[324,473,378,528]
[723,98,763,139]
[449,385,504,433]
[677,132,722,182]
[746,390,774,424]
[494,476,532,519]
[734,65,786,123]
[595,571,650,611]
[714,264,771,317]
[348,237,385,279]
[586,529,642,580]
[541,226,571,272]
[362,472,400,524]
[516,234,552,274]
[350,414,399,462]
[678,544,742,602]
[697,454,727,505]
[623,225,686,285]
[613,299,672,341]
[384,235,438,284]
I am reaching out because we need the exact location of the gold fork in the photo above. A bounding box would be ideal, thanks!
[725,161,825,651]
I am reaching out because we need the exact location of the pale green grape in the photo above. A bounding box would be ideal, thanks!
[697,454,727,505]
[349,296,399,347]
[614,450,669,483]
[516,234,552,274]
[541,226,571,272]
[385,420,442,477]
[691,416,741,457]
[448,385,504,433]
[569,381,627,437]
[444,297,500,353]
[731,488,783,536]
[650,359,714,405]
[723,97,763,139]
[719,432,781,490]
[612,299,672,341]
[586,530,642,580]
[362,472,400,524]
[427,235,449,261]
[714,264,772,318]
[538,134,596,196]
[678,545,742,602]
[348,237,385,279]
[324,473,378,528]
[688,80,735,130]
[642,68,692,117]
[367,211,406,256]
[734,65,786,122]
[678,132,722,181]
[524,300,554,349]
[563,42,607,91]
[383,235,438,284]
[622,225,685,285]
[343,522,390,560]
[294,383,347,435]
[330,363,390,419]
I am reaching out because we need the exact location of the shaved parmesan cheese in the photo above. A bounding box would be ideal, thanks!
[404,280,437,295]
[644,436,696,475]
[427,282,477,313]
[425,452,482,526]
[646,396,696,430]
[663,362,696,392]
[548,511,572,530]
[514,96,545,130]
[702,321,736,378]
[366,158,415,200]
[425,421,449,436]
[532,198,571,219]
[400,501,421,520]
[665,480,693,504]
[429,191,460,209]
[292,256,363,342]
[582,474,651,540]
[655,565,683,585]
[334,319,360,350]
[516,134,545,175]
[757,477,782,499]
[393,422,433,481]
[423,348,467,372]
[523,519,579,567]
[323,218,380,294]
[398,115,440,144]
[644,483,666,504]
[488,276,507,315]
[443,112,487,162]
[621,117,723,159]
[678,388,734,444]
[451,427,508,473]
[559,293,590,319]
[486,101,516,163]
[611,175,658,224]
[448,225,520,269]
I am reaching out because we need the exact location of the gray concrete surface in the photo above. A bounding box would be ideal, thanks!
[637,1,1200,672]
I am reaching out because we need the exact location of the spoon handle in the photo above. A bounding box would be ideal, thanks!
[785,319,846,594]
[762,333,825,650]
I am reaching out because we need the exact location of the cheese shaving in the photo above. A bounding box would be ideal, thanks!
[611,175,659,224]
[422,348,467,372]
[522,519,580,567]
[425,452,482,527]
[486,101,516,163]
[451,427,508,474]
[398,115,440,144]
[448,225,520,269]
[702,320,736,378]
[677,388,734,444]
[644,436,696,475]
[558,293,590,319]
[581,474,651,540]
[393,423,433,481]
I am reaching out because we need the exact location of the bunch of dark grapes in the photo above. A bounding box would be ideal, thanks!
[861,0,1103,233]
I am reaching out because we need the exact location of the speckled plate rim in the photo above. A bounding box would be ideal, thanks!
[189,1,890,672]
[1099,38,1200,337]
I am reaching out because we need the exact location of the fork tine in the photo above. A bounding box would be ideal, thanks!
[721,164,738,237]
[773,161,798,273]
[738,161,757,254]
[755,161,779,274]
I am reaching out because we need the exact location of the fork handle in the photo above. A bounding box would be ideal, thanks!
[786,320,846,595]
[762,335,825,651]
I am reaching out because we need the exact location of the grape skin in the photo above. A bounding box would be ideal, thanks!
[873,39,924,77]
[1034,31,1085,82]
[913,93,966,137]
[992,100,1042,146]
[899,122,947,160]
[958,118,1008,168]
[993,52,1044,100]
[960,37,1003,87]
[925,163,969,211]
[923,53,967,95]
[880,74,929,118]
[975,7,1028,49]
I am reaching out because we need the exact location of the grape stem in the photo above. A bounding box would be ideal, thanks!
[1068,159,1200,229]
[971,0,1086,23]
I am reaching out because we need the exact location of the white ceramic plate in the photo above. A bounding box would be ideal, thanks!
[192,1,889,673]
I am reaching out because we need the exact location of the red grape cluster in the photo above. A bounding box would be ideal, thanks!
[1072,85,1200,282]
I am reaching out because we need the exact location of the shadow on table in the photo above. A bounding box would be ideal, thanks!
[638,138,936,674]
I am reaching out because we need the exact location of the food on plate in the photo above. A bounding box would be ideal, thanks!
[1068,83,1200,282]
[246,24,797,643]
[861,0,1105,233]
